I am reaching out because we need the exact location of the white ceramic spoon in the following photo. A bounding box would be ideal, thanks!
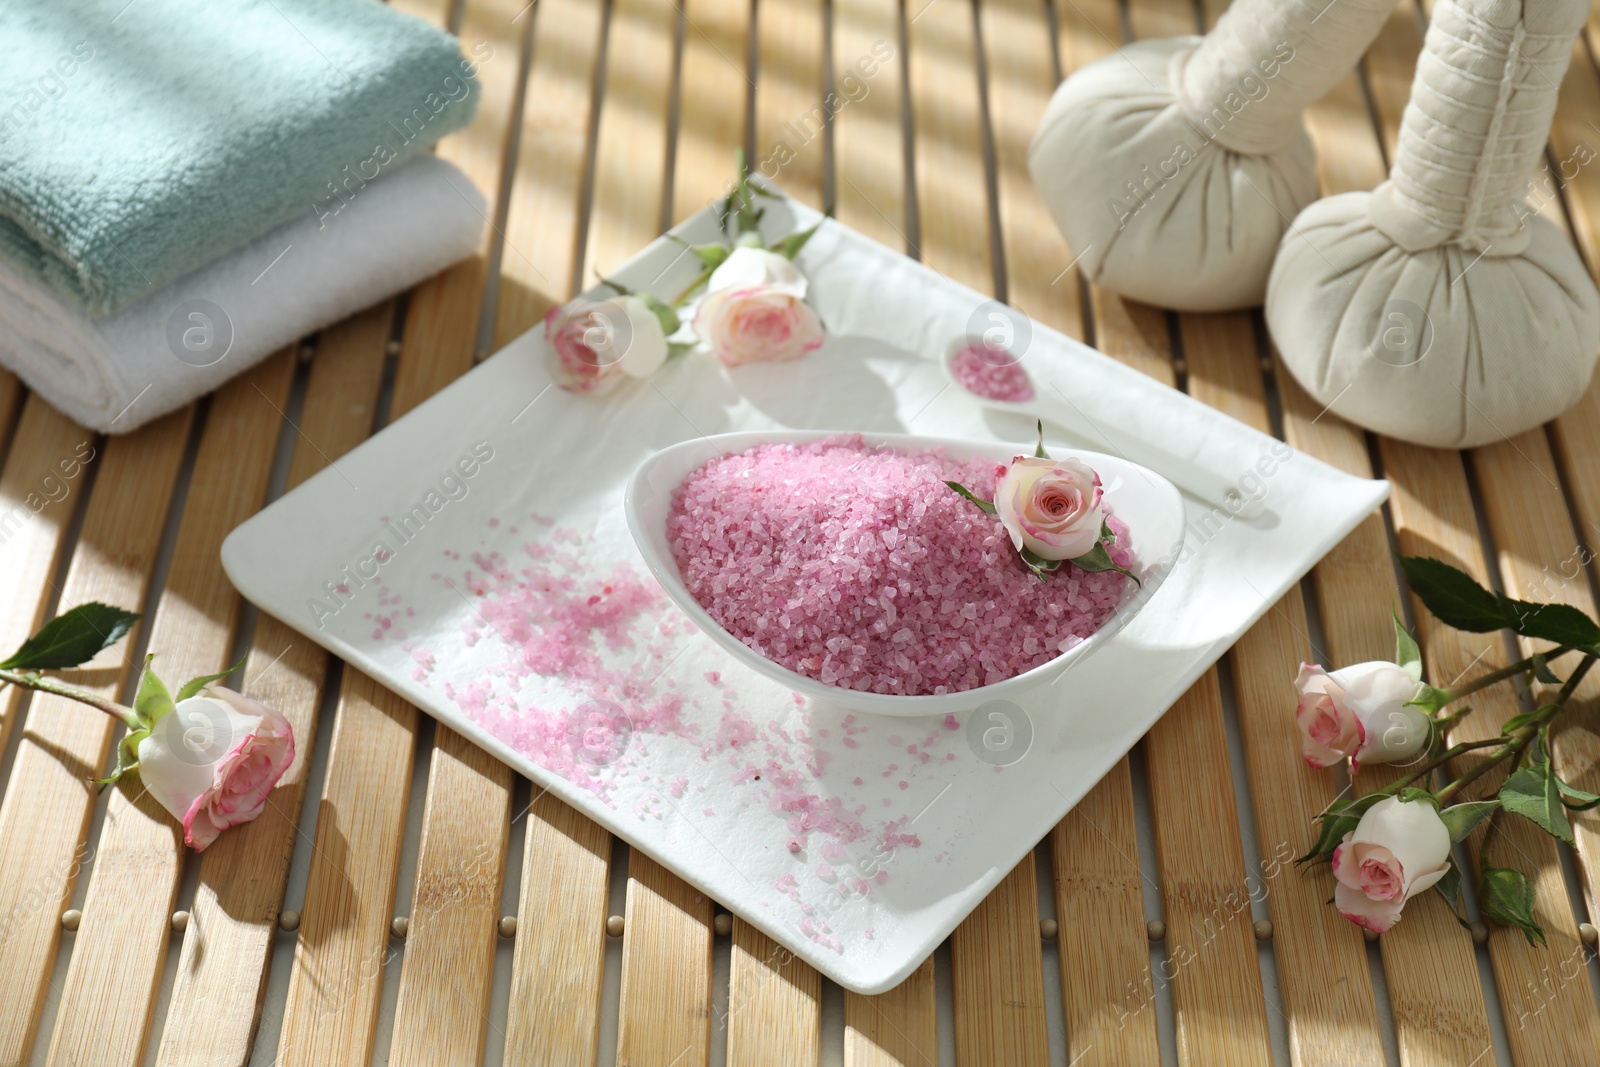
[942,345,1266,520]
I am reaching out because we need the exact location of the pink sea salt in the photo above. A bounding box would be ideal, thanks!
[949,342,1035,402]
[666,435,1131,695]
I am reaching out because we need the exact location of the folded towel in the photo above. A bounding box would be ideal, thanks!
[0,156,486,433]
[0,0,483,315]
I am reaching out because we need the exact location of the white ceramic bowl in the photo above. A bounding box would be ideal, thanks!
[624,430,1186,716]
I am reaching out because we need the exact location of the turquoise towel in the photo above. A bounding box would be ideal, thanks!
[0,0,482,315]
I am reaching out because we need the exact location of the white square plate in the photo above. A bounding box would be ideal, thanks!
[222,194,1389,994]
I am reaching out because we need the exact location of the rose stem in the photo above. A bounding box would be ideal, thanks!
[0,668,139,729]
[1381,736,1505,792]
[1442,647,1577,702]
[1435,654,1596,804]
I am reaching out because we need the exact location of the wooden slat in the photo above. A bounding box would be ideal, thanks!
[907,0,991,294]
[0,408,192,1065]
[830,1,934,1057]
[582,0,678,284]
[388,730,511,1066]
[681,1,833,1052]
[981,0,1082,339]
[1287,31,1500,1065]
[1382,440,1600,1063]
[0,369,23,463]
[503,791,612,1065]
[1473,438,1600,915]
[755,0,825,208]
[844,958,937,1066]
[1228,585,1389,1067]
[1180,289,1387,1067]
[490,0,616,1058]
[0,399,92,757]
[830,0,905,251]
[727,919,822,1065]
[1158,42,1383,1058]
[494,0,607,344]
[987,0,1157,1060]
[581,0,719,1058]
[273,671,418,1067]
[265,0,527,1056]
[1143,673,1272,1066]
[486,0,617,1062]
[672,0,751,226]
[1106,2,1270,1061]
[1362,0,1426,165]
[1361,3,1600,1059]
[1050,758,1159,1066]
[383,0,532,1056]
[44,352,295,1067]
[616,853,715,1067]
[1277,366,1498,1067]
[949,859,1049,1064]
[1038,8,1170,1062]
[155,307,393,1067]
[907,2,1049,1060]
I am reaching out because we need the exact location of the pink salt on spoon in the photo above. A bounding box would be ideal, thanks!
[940,340,1264,519]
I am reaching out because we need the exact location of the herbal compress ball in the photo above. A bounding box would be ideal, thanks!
[1266,0,1600,447]
[1028,0,1395,311]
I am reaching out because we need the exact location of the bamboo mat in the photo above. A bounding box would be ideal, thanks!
[1,0,1599,1063]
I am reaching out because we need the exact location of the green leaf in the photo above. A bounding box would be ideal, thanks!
[669,235,735,272]
[175,657,246,703]
[1433,863,1465,922]
[1477,867,1545,945]
[1499,710,1541,733]
[1298,811,1359,864]
[944,481,997,514]
[1555,775,1600,811]
[1398,552,1600,648]
[1499,759,1572,843]
[96,729,146,790]
[1018,546,1065,581]
[1395,555,1509,633]
[769,220,823,261]
[1406,683,1450,715]
[133,656,176,730]
[1298,791,1395,863]
[0,603,141,671]
[1395,786,1441,810]
[1068,542,1140,586]
[1530,652,1561,685]
[1498,599,1600,649]
[1393,608,1423,681]
[594,274,634,297]
[1034,420,1048,460]
[1439,800,1499,842]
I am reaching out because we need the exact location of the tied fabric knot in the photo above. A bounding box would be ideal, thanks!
[1370,1,1578,254]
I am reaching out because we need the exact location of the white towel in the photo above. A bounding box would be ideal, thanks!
[0,156,486,433]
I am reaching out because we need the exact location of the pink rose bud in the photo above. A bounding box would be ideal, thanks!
[545,295,668,393]
[137,687,295,851]
[1295,661,1429,772]
[993,456,1103,560]
[1331,796,1452,932]
[694,285,826,366]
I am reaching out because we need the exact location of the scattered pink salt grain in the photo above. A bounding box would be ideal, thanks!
[666,435,1131,695]
[949,342,1035,402]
